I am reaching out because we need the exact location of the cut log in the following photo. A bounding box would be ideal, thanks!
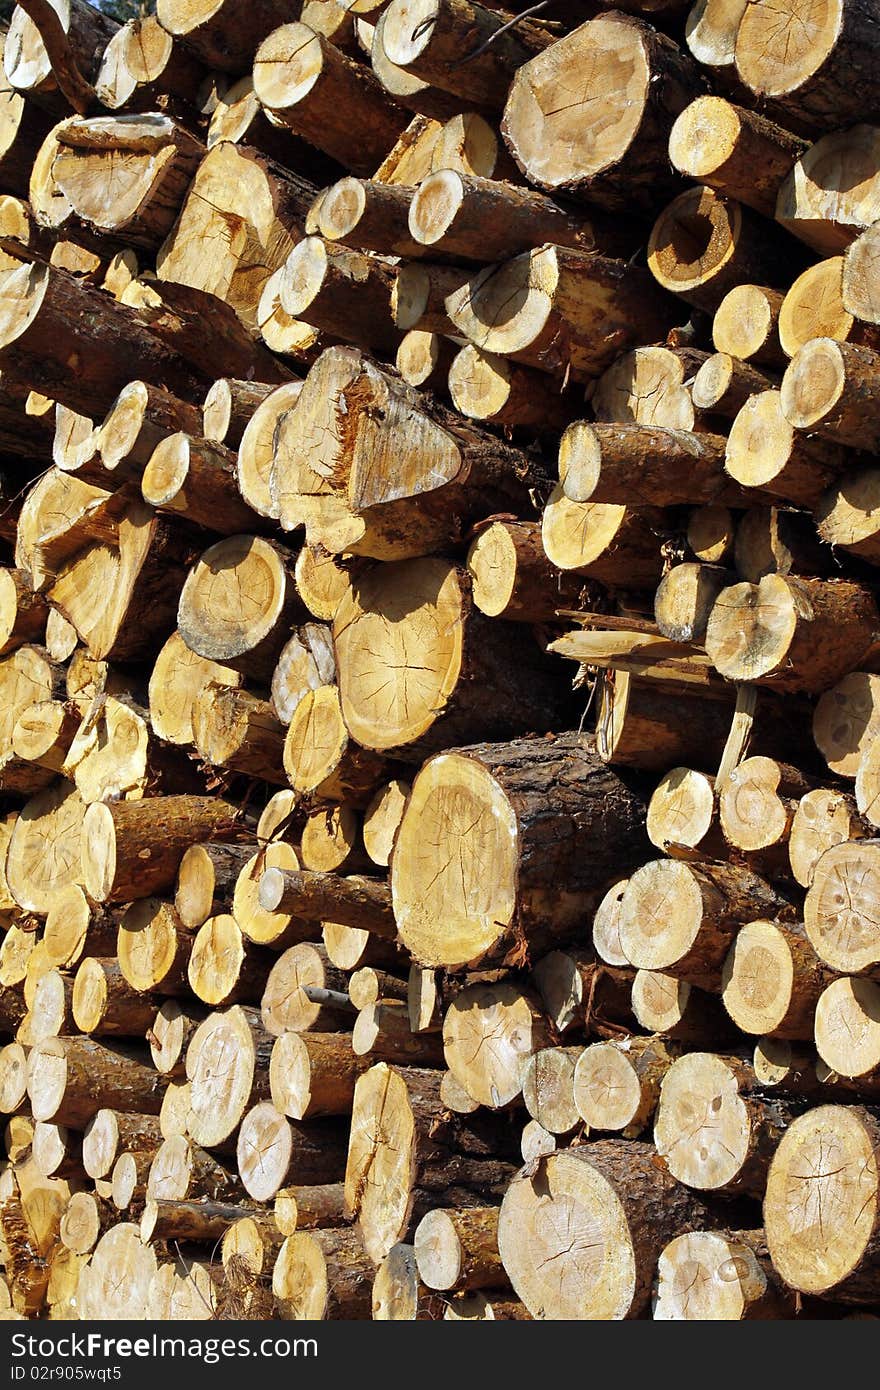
[282,686,386,804]
[59,1191,114,1255]
[0,568,48,655]
[186,1006,273,1150]
[735,0,880,133]
[27,1035,165,1127]
[273,1227,373,1319]
[155,0,293,70]
[202,378,276,450]
[721,919,835,1040]
[843,220,880,327]
[352,967,407,1012]
[498,1140,710,1319]
[259,868,396,942]
[501,12,701,210]
[148,630,242,748]
[687,503,736,564]
[174,842,252,932]
[447,245,676,381]
[590,881,632,969]
[646,766,724,858]
[147,1134,239,1203]
[148,1000,207,1079]
[691,354,776,419]
[81,795,240,904]
[12,698,80,774]
[295,546,351,623]
[317,176,420,258]
[653,563,731,647]
[391,260,467,335]
[272,626,336,728]
[521,1046,581,1135]
[237,1103,347,1201]
[72,957,156,1038]
[705,574,880,694]
[789,787,863,888]
[448,341,572,425]
[270,1031,365,1120]
[619,858,793,988]
[274,1182,348,1235]
[764,1105,880,1303]
[655,1051,795,1195]
[233,843,309,950]
[718,755,811,864]
[814,976,880,1087]
[301,806,366,875]
[381,0,548,110]
[117,899,192,996]
[334,558,571,762]
[734,505,830,583]
[142,432,260,536]
[177,535,303,683]
[156,143,315,334]
[632,969,734,1044]
[363,779,410,867]
[408,170,625,262]
[252,22,405,174]
[261,942,352,1036]
[370,7,466,123]
[392,733,647,969]
[236,383,304,523]
[466,519,592,624]
[6,780,85,915]
[804,840,880,974]
[95,15,205,112]
[778,258,880,360]
[345,1062,518,1262]
[648,186,793,313]
[352,999,444,1066]
[669,97,805,219]
[414,1207,503,1293]
[573,1036,674,1137]
[775,127,880,255]
[724,388,845,509]
[42,885,117,972]
[0,262,204,418]
[77,1224,156,1320]
[442,981,550,1109]
[372,1243,444,1320]
[560,422,735,508]
[4,0,118,111]
[815,465,880,566]
[541,494,663,588]
[781,338,880,451]
[82,1109,163,1183]
[655,1229,792,1320]
[279,236,397,357]
[188,914,272,1007]
[141,1197,256,1245]
[192,684,286,785]
[713,284,785,367]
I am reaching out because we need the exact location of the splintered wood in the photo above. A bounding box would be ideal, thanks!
[2,0,880,1326]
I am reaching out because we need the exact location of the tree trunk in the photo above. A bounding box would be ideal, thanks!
[391,260,468,334]
[541,492,664,588]
[147,1134,240,1203]
[724,389,846,509]
[782,338,880,450]
[498,1140,711,1318]
[71,957,156,1037]
[258,868,397,940]
[448,345,576,431]
[192,684,287,784]
[283,685,389,802]
[712,283,785,367]
[372,1242,445,1320]
[775,127,880,255]
[148,630,242,748]
[778,258,880,359]
[279,236,398,357]
[186,1006,273,1150]
[631,968,736,1044]
[396,329,457,393]
[562,422,737,508]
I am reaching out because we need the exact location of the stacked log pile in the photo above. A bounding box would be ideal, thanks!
[1,0,880,1323]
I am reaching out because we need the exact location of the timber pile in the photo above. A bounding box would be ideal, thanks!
[2,0,880,1326]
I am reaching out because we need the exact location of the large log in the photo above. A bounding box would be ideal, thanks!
[391,733,647,969]
[501,12,702,210]
[498,1141,710,1319]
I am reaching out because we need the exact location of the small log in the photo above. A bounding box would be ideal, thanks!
[789,787,863,888]
[274,1183,349,1236]
[442,981,551,1109]
[147,1134,239,1203]
[734,505,831,583]
[258,867,396,941]
[279,236,397,356]
[721,919,835,1040]
[655,1229,793,1320]
[272,1227,373,1319]
[27,1035,165,1127]
[691,354,776,419]
[449,345,575,431]
[155,0,292,70]
[283,685,388,803]
[174,842,253,932]
[261,942,352,1036]
[270,1032,365,1120]
[573,1036,675,1137]
[724,388,845,509]
[117,899,193,997]
[687,503,736,563]
[236,1102,348,1201]
[81,795,240,904]
[775,127,880,255]
[202,378,277,450]
[781,338,880,450]
[804,840,880,974]
[391,260,467,335]
[631,969,736,1045]
[521,1046,581,1136]
[414,1207,503,1293]
[669,96,806,218]
[372,1243,444,1320]
[253,22,405,175]
[141,432,259,535]
[655,1051,796,1195]
[187,914,273,1008]
[82,1109,163,1181]
[71,957,156,1037]
[353,999,445,1067]
[192,684,287,785]
[778,257,880,359]
[466,519,591,624]
[619,858,793,988]
[363,779,410,867]
[233,843,311,951]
